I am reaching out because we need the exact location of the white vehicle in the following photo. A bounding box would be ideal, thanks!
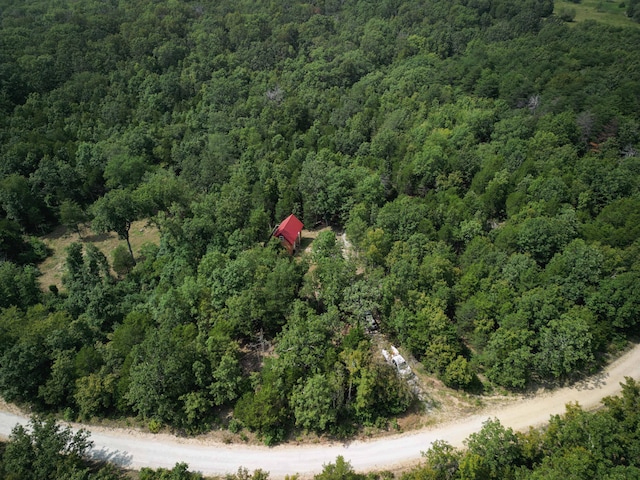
[383,346,412,377]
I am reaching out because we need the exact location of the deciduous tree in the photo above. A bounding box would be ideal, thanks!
[91,188,141,263]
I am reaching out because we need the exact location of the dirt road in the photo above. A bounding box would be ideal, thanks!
[1,344,639,478]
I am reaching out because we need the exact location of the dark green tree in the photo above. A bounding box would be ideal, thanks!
[2,415,92,480]
[112,244,136,276]
[59,199,89,238]
[0,174,48,232]
[463,418,522,479]
[103,153,152,190]
[536,307,596,379]
[139,462,203,480]
[126,324,198,427]
[91,188,141,263]
[0,262,41,309]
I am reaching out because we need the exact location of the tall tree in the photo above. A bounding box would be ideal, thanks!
[91,188,141,263]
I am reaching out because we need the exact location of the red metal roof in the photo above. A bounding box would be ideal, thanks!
[273,214,304,246]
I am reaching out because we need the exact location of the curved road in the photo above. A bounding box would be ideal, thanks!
[1,344,639,478]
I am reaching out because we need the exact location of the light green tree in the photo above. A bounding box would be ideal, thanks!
[291,373,337,432]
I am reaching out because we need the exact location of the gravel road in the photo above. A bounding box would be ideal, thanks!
[1,344,639,478]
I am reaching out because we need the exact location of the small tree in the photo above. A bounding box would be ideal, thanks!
[558,7,576,22]
[112,244,135,276]
[315,456,365,480]
[59,199,88,238]
[463,418,522,479]
[140,462,204,480]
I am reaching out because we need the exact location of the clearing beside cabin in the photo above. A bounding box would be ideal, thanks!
[37,220,160,291]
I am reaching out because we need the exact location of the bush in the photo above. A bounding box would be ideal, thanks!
[148,418,162,433]
[442,356,476,389]
[228,418,243,434]
[112,244,135,276]
[558,7,577,21]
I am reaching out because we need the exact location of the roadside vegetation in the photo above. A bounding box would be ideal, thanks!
[2,377,640,479]
[1,0,640,446]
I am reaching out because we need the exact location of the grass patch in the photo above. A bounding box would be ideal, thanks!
[554,0,640,28]
[37,219,160,291]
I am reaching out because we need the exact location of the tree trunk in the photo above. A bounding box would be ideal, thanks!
[125,233,136,265]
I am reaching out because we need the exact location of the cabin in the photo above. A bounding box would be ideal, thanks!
[272,214,304,255]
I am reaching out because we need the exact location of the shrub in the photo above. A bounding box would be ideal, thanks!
[112,244,135,276]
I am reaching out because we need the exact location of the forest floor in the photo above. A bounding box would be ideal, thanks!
[37,220,160,291]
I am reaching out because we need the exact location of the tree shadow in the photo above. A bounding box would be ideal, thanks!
[464,375,487,395]
[42,225,69,241]
[521,366,611,399]
[298,236,314,252]
[90,447,133,468]
[571,370,609,392]
[82,232,115,243]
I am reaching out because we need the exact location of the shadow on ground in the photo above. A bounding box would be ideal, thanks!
[90,447,133,468]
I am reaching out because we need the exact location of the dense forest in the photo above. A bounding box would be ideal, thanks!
[1,0,640,444]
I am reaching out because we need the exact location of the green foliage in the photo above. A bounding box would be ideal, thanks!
[59,200,88,237]
[442,356,475,389]
[112,244,135,276]
[536,307,596,379]
[0,174,49,233]
[209,349,246,407]
[515,212,578,266]
[233,363,290,444]
[291,373,338,432]
[139,462,203,480]
[75,371,118,420]
[464,419,522,479]
[126,325,198,427]
[558,6,577,21]
[0,415,124,480]
[0,306,82,406]
[91,189,142,262]
[315,456,366,480]
[0,416,196,480]
[583,196,640,247]
[629,0,640,22]
[0,340,50,403]
[312,230,342,259]
[39,349,76,408]
[1,0,640,441]
[62,242,124,326]
[104,154,151,190]
[224,467,270,480]
[0,219,50,264]
[0,262,41,309]
[483,327,534,389]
